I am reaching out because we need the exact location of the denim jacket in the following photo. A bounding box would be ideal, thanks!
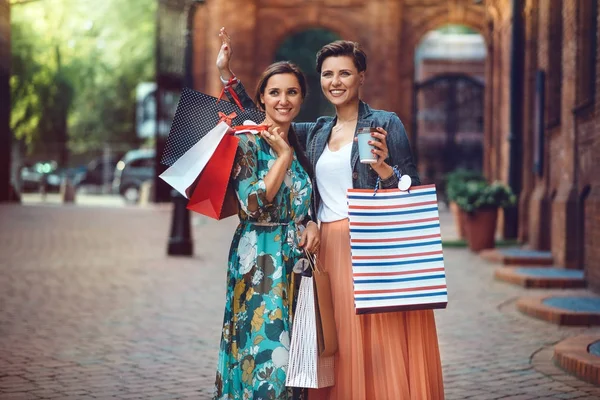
[226,82,421,219]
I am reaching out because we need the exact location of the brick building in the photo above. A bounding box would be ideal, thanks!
[486,0,600,292]
[189,0,599,291]
[192,0,489,188]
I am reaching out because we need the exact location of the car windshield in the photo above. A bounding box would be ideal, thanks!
[123,149,154,163]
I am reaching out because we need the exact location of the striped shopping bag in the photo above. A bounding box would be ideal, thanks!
[286,272,335,389]
[347,184,448,314]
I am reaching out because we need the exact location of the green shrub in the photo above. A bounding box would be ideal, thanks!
[445,169,486,202]
[455,180,516,213]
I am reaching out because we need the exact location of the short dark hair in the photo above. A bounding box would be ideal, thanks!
[254,61,308,110]
[315,40,367,74]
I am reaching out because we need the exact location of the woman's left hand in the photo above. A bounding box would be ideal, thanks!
[216,27,232,72]
[299,221,320,254]
[370,127,389,168]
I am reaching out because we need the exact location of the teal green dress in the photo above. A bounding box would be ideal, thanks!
[213,133,312,400]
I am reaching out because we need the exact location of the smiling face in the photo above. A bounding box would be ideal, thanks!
[259,73,303,125]
[320,55,364,107]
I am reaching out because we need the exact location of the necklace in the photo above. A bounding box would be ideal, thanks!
[332,117,357,133]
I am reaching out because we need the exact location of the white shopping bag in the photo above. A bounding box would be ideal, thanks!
[286,275,335,389]
[159,121,231,198]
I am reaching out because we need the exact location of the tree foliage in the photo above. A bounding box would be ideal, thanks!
[10,0,157,163]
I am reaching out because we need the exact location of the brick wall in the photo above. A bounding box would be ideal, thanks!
[490,0,600,289]
[418,59,485,81]
[550,0,578,269]
[197,0,487,145]
[518,0,539,243]
[585,3,600,292]
[484,1,512,235]
[526,0,555,251]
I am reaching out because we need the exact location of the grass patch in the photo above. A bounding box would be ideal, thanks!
[442,239,468,247]
[442,239,520,248]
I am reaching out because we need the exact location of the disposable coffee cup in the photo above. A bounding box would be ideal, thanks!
[357,127,379,164]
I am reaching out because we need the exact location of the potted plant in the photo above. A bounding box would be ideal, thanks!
[445,169,485,240]
[455,180,516,252]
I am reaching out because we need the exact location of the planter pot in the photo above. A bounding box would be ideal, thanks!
[464,208,498,252]
[460,209,470,242]
[449,201,467,239]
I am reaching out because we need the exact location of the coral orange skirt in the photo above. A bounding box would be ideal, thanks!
[308,219,445,400]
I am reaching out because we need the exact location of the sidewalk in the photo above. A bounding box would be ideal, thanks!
[20,193,129,208]
[0,203,599,399]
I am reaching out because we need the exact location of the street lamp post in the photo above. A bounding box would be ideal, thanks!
[157,0,203,256]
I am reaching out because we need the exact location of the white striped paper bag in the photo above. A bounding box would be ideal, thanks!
[286,275,335,388]
[347,184,448,314]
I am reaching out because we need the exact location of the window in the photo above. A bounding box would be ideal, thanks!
[546,0,562,127]
[129,158,154,168]
[575,0,598,110]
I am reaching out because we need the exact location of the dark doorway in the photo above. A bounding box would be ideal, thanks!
[274,29,341,122]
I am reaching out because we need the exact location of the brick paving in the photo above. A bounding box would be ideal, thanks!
[0,203,599,399]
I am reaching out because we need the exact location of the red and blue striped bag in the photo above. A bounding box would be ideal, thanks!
[346,183,448,314]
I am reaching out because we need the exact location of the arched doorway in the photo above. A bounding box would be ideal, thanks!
[413,24,486,198]
[274,29,341,122]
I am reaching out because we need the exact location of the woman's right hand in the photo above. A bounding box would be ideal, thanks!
[260,126,292,160]
[217,27,233,78]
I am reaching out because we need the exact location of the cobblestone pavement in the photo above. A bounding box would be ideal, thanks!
[1,203,599,400]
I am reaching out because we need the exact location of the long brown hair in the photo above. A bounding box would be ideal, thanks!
[254,61,314,179]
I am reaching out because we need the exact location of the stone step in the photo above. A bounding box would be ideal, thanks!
[494,267,586,289]
[481,248,554,266]
[554,335,600,386]
[517,295,600,325]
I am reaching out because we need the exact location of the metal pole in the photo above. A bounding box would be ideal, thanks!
[165,0,202,256]
[505,0,524,239]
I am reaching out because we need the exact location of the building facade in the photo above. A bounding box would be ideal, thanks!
[190,0,600,291]
[486,0,600,291]
[191,0,488,130]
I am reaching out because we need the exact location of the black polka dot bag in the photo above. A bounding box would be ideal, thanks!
[160,87,265,167]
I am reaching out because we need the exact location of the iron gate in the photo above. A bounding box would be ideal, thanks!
[413,73,484,195]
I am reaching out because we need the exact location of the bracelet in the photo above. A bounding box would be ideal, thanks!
[220,75,239,86]
[373,165,401,196]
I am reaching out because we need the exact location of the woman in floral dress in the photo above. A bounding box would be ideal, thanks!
[213,60,320,400]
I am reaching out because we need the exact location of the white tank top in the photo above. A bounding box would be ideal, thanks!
[316,141,353,222]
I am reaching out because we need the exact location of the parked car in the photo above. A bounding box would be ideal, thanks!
[20,161,63,193]
[73,156,119,192]
[112,149,155,203]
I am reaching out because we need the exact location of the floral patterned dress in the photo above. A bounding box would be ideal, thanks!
[213,133,312,400]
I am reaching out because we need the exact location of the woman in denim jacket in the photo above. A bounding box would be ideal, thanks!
[217,28,444,400]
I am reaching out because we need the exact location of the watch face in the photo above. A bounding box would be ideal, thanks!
[398,175,412,191]
[293,258,310,274]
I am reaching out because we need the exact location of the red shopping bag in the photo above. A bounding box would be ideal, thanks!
[186,133,240,220]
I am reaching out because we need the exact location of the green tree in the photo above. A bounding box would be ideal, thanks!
[10,0,156,164]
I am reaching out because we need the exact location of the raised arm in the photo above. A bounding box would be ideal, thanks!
[217,28,315,148]
[216,28,255,109]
